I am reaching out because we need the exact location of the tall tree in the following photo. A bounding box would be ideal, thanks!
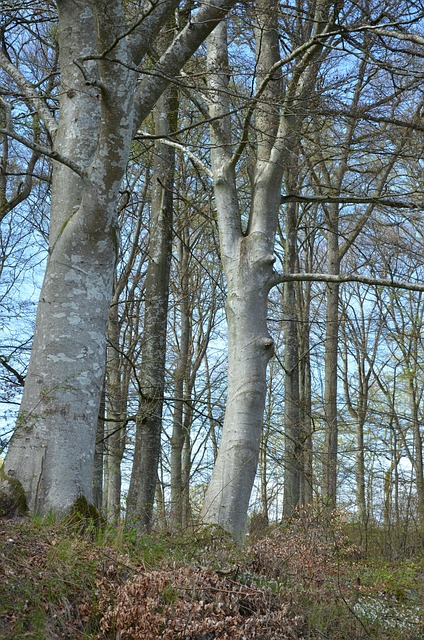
[126,87,177,531]
[340,284,383,526]
[282,191,302,516]
[202,0,334,537]
[2,0,237,516]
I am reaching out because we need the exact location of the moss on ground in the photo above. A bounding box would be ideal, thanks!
[0,465,28,518]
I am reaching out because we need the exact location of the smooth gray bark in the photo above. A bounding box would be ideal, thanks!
[201,10,282,537]
[4,0,237,516]
[202,0,332,537]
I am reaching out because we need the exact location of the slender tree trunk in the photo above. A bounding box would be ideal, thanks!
[322,220,340,508]
[316,54,371,509]
[300,360,314,506]
[181,399,193,528]
[260,382,273,524]
[205,355,220,463]
[355,416,367,524]
[126,90,176,530]
[344,295,381,527]
[393,429,400,526]
[408,376,424,524]
[170,229,190,528]
[155,478,167,531]
[384,459,396,530]
[298,276,314,507]
[92,382,105,510]
[103,301,127,524]
[283,200,301,517]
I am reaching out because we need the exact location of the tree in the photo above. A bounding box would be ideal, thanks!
[2,0,238,516]
[126,87,177,531]
[282,169,303,517]
[340,283,383,526]
[201,0,334,537]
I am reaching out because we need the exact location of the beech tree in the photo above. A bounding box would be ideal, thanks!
[1,0,237,516]
[340,283,383,526]
[201,0,334,537]
[199,0,422,534]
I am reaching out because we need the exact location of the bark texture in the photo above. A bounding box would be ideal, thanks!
[126,90,176,531]
[4,0,237,516]
[5,0,134,514]
[202,0,332,537]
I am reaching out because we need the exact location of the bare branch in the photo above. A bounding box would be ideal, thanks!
[272,272,424,293]
[361,27,424,49]
[231,24,338,169]
[133,0,237,130]
[0,357,25,387]
[0,50,57,138]
[137,130,212,178]
[0,127,85,178]
[280,193,422,209]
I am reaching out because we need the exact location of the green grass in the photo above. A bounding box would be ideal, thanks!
[0,514,423,639]
[0,519,102,639]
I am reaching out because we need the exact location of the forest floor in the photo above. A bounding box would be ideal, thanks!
[1,511,424,639]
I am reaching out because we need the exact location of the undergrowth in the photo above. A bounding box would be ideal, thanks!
[1,511,423,639]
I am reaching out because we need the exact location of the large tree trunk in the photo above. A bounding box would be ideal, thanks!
[4,0,237,516]
[4,0,134,514]
[201,234,276,535]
